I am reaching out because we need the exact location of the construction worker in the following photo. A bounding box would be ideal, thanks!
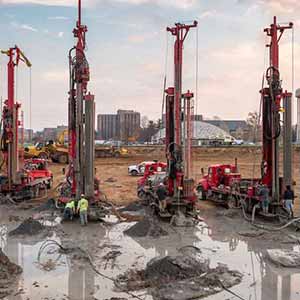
[259,184,270,214]
[63,199,75,221]
[77,194,89,226]
[156,183,167,212]
[283,185,295,218]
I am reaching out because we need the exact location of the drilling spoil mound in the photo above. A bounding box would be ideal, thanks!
[119,201,144,213]
[34,198,56,212]
[267,249,300,267]
[8,218,45,236]
[0,248,22,298]
[123,217,168,238]
[117,255,242,300]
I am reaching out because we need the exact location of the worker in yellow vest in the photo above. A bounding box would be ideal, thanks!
[63,199,75,221]
[77,194,89,226]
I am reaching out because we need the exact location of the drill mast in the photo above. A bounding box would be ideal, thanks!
[0,46,31,190]
[165,21,197,200]
[68,0,95,199]
[261,16,293,203]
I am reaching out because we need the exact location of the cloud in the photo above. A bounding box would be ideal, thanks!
[143,63,161,73]
[21,24,37,32]
[48,16,69,20]
[42,70,68,82]
[116,0,197,8]
[127,31,158,44]
[57,31,64,38]
[250,0,300,14]
[2,0,76,6]
[1,0,197,9]
[10,21,38,32]
[128,34,146,43]
[199,10,218,19]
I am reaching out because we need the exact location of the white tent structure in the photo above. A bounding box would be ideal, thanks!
[153,121,235,145]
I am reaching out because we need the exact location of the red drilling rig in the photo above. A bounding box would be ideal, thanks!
[0,46,53,200]
[58,0,97,204]
[164,21,198,216]
[260,16,293,209]
[136,22,198,219]
[197,17,294,217]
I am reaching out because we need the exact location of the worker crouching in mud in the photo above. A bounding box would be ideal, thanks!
[156,183,168,213]
[77,194,89,226]
[63,199,75,221]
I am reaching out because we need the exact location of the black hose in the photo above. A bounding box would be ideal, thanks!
[38,239,144,300]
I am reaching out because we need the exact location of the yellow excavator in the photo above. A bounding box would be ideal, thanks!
[24,129,129,162]
[24,130,69,163]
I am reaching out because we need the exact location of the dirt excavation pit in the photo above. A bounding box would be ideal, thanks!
[123,217,168,238]
[0,249,22,298]
[8,218,46,236]
[117,254,243,300]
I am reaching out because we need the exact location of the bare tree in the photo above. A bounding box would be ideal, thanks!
[246,111,261,142]
[141,116,149,129]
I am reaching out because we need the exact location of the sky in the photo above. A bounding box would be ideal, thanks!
[0,0,299,130]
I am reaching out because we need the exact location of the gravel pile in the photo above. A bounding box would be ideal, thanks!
[8,218,45,236]
[0,248,22,298]
[119,201,143,213]
[33,198,56,212]
[124,217,168,238]
[117,255,242,300]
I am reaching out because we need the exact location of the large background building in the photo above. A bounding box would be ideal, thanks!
[97,110,141,142]
[97,114,119,140]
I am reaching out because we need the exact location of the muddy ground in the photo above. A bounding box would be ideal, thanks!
[52,146,300,211]
[1,146,300,300]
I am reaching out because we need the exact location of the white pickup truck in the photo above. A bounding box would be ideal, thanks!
[128,161,155,176]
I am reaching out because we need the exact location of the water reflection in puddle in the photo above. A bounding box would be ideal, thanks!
[2,218,300,300]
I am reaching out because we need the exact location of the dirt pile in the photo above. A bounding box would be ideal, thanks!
[117,255,242,300]
[124,217,168,238]
[0,248,22,298]
[267,249,300,267]
[8,218,45,236]
[34,198,56,212]
[238,230,265,237]
[119,201,143,213]
[145,255,209,281]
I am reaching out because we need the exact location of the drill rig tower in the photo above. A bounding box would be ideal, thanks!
[68,0,95,200]
[261,17,293,205]
[0,46,31,190]
[165,21,197,214]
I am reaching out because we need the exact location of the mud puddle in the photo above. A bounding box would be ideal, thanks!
[1,211,300,300]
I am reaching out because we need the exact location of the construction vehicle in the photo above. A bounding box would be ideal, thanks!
[138,21,198,219]
[23,159,53,188]
[57,0,107,219]
[24,141,52,160]
[137,161,167,197]
[197,163,241,205]
[241,17,294,215]
[95,144,129,158]
[128,161,156,176]
[24,138,69,163]
[197,17,294,218]
[0,46,53,201]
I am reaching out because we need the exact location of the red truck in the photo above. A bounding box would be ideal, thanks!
[24,159,53,189]
[137,161,167,188]
[197,164,241,206]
